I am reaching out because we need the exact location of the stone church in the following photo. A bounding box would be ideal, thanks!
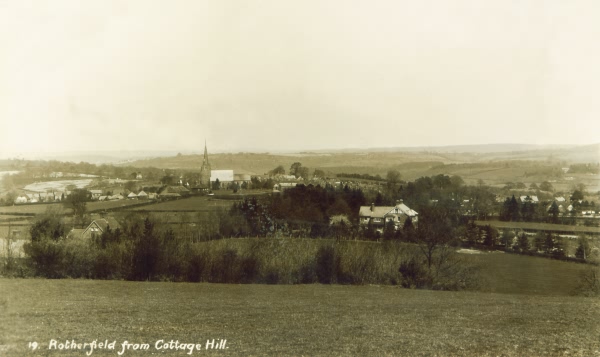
[199,141,211,187]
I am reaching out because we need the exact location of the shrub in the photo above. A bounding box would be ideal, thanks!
[573,267,600,296]
[23,240,65,278]
[398,257,430,289]
[315,245,340,284]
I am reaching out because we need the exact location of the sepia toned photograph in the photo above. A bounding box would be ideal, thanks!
[1,1,599,356]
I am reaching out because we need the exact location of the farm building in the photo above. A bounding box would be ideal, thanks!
[158,185,191,198]
[77,218,122,240]
[359,200,418,232]
[519,195,539,204]
[211,170,234,184]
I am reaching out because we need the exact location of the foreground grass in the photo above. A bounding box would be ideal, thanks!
[1,279,599,357]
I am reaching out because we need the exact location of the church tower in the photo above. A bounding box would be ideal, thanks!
[199,140,211,187]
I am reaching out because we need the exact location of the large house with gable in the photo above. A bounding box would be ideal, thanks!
[359,200,418,233]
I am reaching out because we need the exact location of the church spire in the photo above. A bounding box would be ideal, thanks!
[203,140,209,165]
[200,140,211,187]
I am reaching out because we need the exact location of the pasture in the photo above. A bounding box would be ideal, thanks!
[1,279,599,357]
[23,179,94,193]
[129,196,234,212]
[188,238,593,296]
[475,220,600,235]
[0,199,158,216]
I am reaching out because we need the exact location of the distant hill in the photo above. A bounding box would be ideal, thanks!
[314,143,573,154]
[121,143,599,175]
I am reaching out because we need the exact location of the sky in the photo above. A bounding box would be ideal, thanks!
[1,0,599,155]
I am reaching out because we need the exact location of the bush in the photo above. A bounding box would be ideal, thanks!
[398,257,430,289]
[315,245,340,284]
[23,240,66,278]
[573,267,600,296]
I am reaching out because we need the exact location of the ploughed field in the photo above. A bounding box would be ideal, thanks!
[1,279,599,357]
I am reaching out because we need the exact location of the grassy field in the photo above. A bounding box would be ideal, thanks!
[466,251,592,295]
[1,279,599,357]
[475,220,600,235]
[189,238,593,296]
[129,196,234,212]
[0,200,158,215]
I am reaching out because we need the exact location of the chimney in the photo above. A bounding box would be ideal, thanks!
[370,203,374,212]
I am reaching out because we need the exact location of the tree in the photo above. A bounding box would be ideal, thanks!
[386,170,401,185]
[124,181,137,192]
[403,217,416,242]
[539,181,554,192]
[517,232,530,252]
[415,206,455,270]
[63,188,91,228]
[501,230,515,249]
[509,195,520,221]
[212,178,221,191]
[269,165,286,176]
[575,238,590,260]
[521,200,535,222]
[533,231,545,252]
[297,167,310,180]
[130,217,162,281]
[450,176,465,189]
[482,225,498,247]
[571,190,584,202]
[30,216,65,242]
[383,220,396,241]
[160,175,174,185]
[290,162,303,178]
[4,191,17,206]
[548,201,560,224]
[544,233,555,254]
[313,169,325,179]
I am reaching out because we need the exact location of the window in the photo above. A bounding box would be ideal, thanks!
[373,218,381,223]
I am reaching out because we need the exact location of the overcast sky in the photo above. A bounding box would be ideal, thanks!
[1,1,599,155]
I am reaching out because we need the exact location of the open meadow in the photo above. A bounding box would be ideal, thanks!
[1,279,599,357]
[129,196,234,212]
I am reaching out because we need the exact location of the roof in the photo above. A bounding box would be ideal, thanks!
[158,186,190,194]
[137,191,148,196]
[359,203,418,219]
[127,192,138,198]
[67,229,85,239]
[84,217,121,234]
[520,195,539,203]
[211,170,234,182]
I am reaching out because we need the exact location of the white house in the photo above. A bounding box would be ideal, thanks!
[359,200,418,232]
